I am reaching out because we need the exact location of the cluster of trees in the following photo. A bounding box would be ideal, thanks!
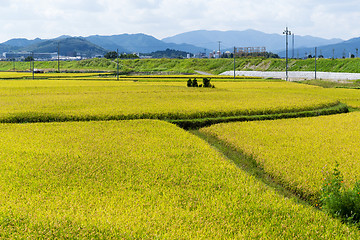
[105,49,192,59]
[105,49,279,60]
[222,52,279,58]
[147,49,192,59]
[187,78,214,88]
[104,51,139,59]
[24,56,34,61]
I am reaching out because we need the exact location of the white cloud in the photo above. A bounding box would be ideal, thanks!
[0,0,359,42]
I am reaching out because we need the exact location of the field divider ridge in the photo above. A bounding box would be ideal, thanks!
[169,102,349,130]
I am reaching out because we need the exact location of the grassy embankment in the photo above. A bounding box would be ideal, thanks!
[3,57,360,74]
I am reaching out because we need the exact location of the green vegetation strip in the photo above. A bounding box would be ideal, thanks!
[3,58,360,74]
[1,120,359,238]
[170,102,349,129]
[0,102,346,124]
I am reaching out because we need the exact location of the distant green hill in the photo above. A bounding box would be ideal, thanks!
[23,37,107,57]
[3,38,44,47]
[146,48,192,58]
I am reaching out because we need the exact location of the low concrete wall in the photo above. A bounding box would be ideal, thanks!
[221,71,360,81]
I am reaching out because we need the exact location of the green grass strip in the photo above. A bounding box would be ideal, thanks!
[0,103,348,125]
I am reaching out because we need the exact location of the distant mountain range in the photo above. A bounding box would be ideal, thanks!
[278,37,360,58]
[1,29,358,58]
[1,36,107,57]
[0,34,204,57]
[85,34,203,54]
[162,29,343,53]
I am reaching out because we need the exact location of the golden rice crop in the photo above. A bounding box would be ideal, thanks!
[0,120,358,238]
[114,75,265,82]
[0,71,110,79]
[0,72,260,80]
[200,112,360,199]
[0,80,338,123]
[0,72,32,79]
[318,87,360,108]
[49,77,267,82]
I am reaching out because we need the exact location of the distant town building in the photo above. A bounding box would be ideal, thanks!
[224,51,232,57]
[235,47,266,57]
[3,52,58,60]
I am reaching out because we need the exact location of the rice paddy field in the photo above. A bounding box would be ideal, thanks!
[200,112,360,200]
[0,72,359,238]
[314,87,360,108]
[0,80,340,123]
[0,72,110,79]
[1,120,359,239]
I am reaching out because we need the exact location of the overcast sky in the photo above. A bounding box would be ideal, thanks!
[0,0,359,42]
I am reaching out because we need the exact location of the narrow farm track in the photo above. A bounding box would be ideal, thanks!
[195,70,212,75]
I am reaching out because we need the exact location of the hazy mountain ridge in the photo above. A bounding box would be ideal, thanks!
[0,30,355,58]
[0,34,204,56]
[84,34,204,53]
[278,37,360,58]
[162,29,343,53]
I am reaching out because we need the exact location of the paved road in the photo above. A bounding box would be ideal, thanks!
[195,70,212,75]
[221,71,360,81]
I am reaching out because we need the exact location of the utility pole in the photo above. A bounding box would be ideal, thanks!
[292,33,295,59]
[31,52,34,80]
[234,47,236,80]
[218,41,221,58]
[57,42,60,73]
[283,27,291,81]
[315,47,317,80]
[117,49,119,81]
